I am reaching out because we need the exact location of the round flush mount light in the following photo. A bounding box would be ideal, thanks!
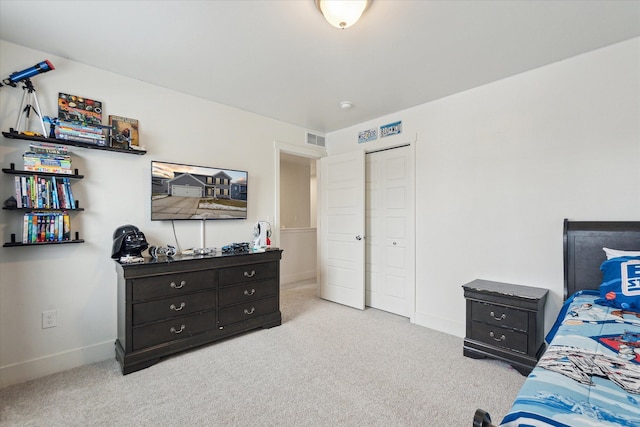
[340,101,353,110]
[316,0,372,29]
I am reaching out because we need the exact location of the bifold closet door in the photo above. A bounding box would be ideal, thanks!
[365,146,414,317]
[318,150,366,310]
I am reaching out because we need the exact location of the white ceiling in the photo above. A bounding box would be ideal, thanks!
[1,1,638,133]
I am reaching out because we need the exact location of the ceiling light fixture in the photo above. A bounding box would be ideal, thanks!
[315,0,372,29]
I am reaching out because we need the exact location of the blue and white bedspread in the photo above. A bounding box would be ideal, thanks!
[500,291,640,427]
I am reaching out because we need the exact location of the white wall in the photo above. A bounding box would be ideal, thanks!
[280,228,317,284]
[0,41,311,387]
[327,38,640,337]
[280,155,311,228]
[279,155,317,284]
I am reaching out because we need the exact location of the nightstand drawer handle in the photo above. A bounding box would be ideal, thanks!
[244,307,255,315]
[170,280,186,289]
[244,270,256,278]
[170,325,186,334]
[244,289,256,296]
[170,302,186,311]
[489,311,506,321]
[489,331,506,342]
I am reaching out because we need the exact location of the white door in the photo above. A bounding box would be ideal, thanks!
[365,146,414,317]
[319,150,366,310]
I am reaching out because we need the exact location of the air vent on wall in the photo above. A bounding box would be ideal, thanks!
[306,131,326,148]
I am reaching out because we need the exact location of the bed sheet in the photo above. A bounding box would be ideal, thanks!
[500,291,640,427]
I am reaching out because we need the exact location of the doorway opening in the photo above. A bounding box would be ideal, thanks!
[274,142,325,288]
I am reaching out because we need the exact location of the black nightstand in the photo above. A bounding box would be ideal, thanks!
[462,279,548,376]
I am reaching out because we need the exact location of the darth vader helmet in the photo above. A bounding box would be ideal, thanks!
[111,224,149,259]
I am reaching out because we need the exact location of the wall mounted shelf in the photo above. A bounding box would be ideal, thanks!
[3,164,85,247]
[3,236,85,247]
[2,130,146,155]
[3,165,84,179]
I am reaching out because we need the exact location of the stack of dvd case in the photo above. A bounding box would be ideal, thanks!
[23,142,72,174]
[54,120,107,145]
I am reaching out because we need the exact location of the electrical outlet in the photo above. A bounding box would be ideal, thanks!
[42,310,57,329]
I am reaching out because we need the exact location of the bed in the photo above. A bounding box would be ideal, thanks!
[474,219,640,427]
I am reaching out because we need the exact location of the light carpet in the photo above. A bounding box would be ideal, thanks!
[0,282,525,426]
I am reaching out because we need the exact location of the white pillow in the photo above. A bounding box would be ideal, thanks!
[603,247,640,259]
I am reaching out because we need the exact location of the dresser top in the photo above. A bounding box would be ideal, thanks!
[462,279,549,301]
[115,247,282,266]
[115,248,283,277]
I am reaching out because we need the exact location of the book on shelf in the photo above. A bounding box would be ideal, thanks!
[55,132,107,146]
[23,152,72,174]
[108,115,139,150]
[58,93,103,126]
[28,142,68,155]
[22,211,70,243]
[55,119,107,146]
[13,175,75,210]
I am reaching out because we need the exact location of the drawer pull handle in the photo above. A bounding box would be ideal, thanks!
[170,280,186,289]
[244,270,256,278]
[489,311,506,321]
[244,307,256,315]
[489,331,506,342]
[170,325,186,334]
[244,289,256,296]
[170,302,186,311]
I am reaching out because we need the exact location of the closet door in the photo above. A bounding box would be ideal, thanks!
[318,150,366,310]
[365,146,414,317]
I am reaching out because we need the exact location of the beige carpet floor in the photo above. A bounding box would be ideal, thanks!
[0,282,525,426]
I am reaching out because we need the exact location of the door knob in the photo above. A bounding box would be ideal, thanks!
[356,235,363,241]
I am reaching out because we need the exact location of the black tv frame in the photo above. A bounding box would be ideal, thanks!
[151,160,247,221]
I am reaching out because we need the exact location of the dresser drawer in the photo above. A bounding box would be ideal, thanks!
[470,301,528,332]
[218,296,278,326]
[132,289,216,325]
[219,262,278,286]
[218,279,278,307]
[470,321,528,354]
[132,270,215,301]
[132,310,216,351]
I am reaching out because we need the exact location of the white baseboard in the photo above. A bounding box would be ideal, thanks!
[281,269,315,285]
[413,311,465,338]
[0,340,114,388]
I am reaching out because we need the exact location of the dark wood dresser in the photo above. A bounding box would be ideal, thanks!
[115,249,282,374]
[462,279,548,376]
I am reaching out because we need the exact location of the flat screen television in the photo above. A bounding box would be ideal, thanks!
[151,161,247,221]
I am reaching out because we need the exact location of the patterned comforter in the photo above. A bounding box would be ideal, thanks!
[500,291,640,427]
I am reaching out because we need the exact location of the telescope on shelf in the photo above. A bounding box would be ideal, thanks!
[1,60,55,87]
[1,60,55,136]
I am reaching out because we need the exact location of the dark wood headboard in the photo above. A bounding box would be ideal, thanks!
[563,219,640,300]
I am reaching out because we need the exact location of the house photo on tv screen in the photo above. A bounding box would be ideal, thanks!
[151,161,247,220]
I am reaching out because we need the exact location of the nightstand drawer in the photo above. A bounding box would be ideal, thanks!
[470,321,528,354]
[470,301,528,332]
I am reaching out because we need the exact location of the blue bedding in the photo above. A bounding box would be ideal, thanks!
[500,291,640,427]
